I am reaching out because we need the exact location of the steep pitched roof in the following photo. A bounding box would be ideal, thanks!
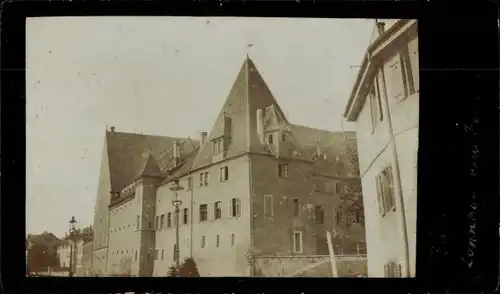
[135,151,164,180]
[161,146,200,185]
[192,55,289,169]
[105,131,198,191]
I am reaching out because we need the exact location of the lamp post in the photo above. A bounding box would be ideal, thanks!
[68,216,77,277]
[169,180,184,274]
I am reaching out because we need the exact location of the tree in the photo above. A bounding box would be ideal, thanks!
[179,257,200,277]
[167,258,201,277]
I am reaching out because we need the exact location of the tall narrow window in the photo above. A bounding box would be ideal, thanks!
[264,195,274,216]
[220,166,229,181]
[199,173,204,186]
[201,236,206,248]
[161,249,164,260]
[230,198,241,217]
[167,213,172,228]
[376,166,396,216]
[216,235,220,248]
[400,46,415,98]
[293,231,303,253]
[155,216,159,230]
[136,215,140,230]
[199,204,208,222]
[185,236,189,248]
[314,205,325,224]
[187,177,193,191]
[183,208,189,224]
[160,214,165,229]
[268,134,274,144]
[204,172,209,186]
[214,201,222,220]
[292,198,300,217]
[135,250,137,261]
[278,163,289,178]
[231,234,235,247]
[336,182,343,194]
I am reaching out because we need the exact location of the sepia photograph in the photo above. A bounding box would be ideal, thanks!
[26,16,418,278]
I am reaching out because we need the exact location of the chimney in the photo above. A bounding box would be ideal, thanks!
[256,109,265,145]
[200,132,207,146]
[376,21,385,36]
[173,140,181,167]
[110,126,115,133]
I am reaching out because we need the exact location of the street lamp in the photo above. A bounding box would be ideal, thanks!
[169,179,184,274]
[68,216,77,277]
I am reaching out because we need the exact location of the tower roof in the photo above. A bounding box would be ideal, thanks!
[192,55,289,169]
[134,151,164,180]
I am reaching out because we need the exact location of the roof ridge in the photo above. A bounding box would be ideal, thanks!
[292,124,355,135]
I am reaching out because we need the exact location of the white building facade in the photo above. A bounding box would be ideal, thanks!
[344,19,418,278]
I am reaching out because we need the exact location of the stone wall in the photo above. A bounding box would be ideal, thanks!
[254,255,367,277]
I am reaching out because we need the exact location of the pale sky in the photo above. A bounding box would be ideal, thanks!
[26,16,376,237]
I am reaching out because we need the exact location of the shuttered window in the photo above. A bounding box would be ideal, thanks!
[376,166,396,217]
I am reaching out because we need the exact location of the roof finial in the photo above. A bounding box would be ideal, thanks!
[246,43,254,58]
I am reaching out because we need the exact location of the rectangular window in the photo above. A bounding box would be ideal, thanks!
[161,249,164,260]
[376,166,396,216]
[185,236,189,248]
[230,198,241,217]
[264,195,274,216]
[214,201,222,220]
[204,172,209,186]
[278,163,288,178]
[314,205,325,224]
[384,261,402,277]
[187,177,192,191]
[292,198,300,217]
[268,134,274,144]
[335,182,343,194]
[160,214,165,229]
[154,249,159,260]
[155,216,159,230]
[217,140,222,154]
[199,173,204,186]
[183,208,189,224]
[167,213,172,228]
[199,204,208,222]
[293,231,303,253]
[136,215,140,230]
[148,221,152,229]
[201,236,206,248]
[216,235,220,248]
[400,46,416,99]
[213,141,218,155]
[282,133,288,142]
[220,166,229,181]
[135,250,137,261]
[231,233,235,247]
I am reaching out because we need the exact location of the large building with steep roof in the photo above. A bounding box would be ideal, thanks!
[92,55,363,276]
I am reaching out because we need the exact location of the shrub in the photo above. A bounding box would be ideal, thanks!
[179,257,200,277]
[167,265,180,277]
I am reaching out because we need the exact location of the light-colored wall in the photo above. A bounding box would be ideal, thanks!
[57,244,71,268]
[92,137,111,273]
[108,196,139,275]
[353,35,418,277]
[154,155,252,277]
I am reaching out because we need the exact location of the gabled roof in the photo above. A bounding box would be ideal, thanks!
[192,55,289,169]
[105,131,199,191]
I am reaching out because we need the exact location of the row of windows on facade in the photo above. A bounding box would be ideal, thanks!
[187,163,290,191]
[109,198,243,233]
[369,44,417,132]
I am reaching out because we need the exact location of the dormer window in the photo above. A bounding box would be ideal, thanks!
[212,138,225,155]
[282,133,288,142]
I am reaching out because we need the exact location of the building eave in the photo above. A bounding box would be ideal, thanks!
[343,19,417,121]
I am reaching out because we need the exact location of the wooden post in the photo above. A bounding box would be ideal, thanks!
[326,231,338,277]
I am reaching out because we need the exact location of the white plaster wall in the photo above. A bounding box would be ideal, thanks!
[108,187,143,276]
[154,155,251,277]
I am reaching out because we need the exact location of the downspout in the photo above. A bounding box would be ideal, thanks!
[375,22,411,277]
